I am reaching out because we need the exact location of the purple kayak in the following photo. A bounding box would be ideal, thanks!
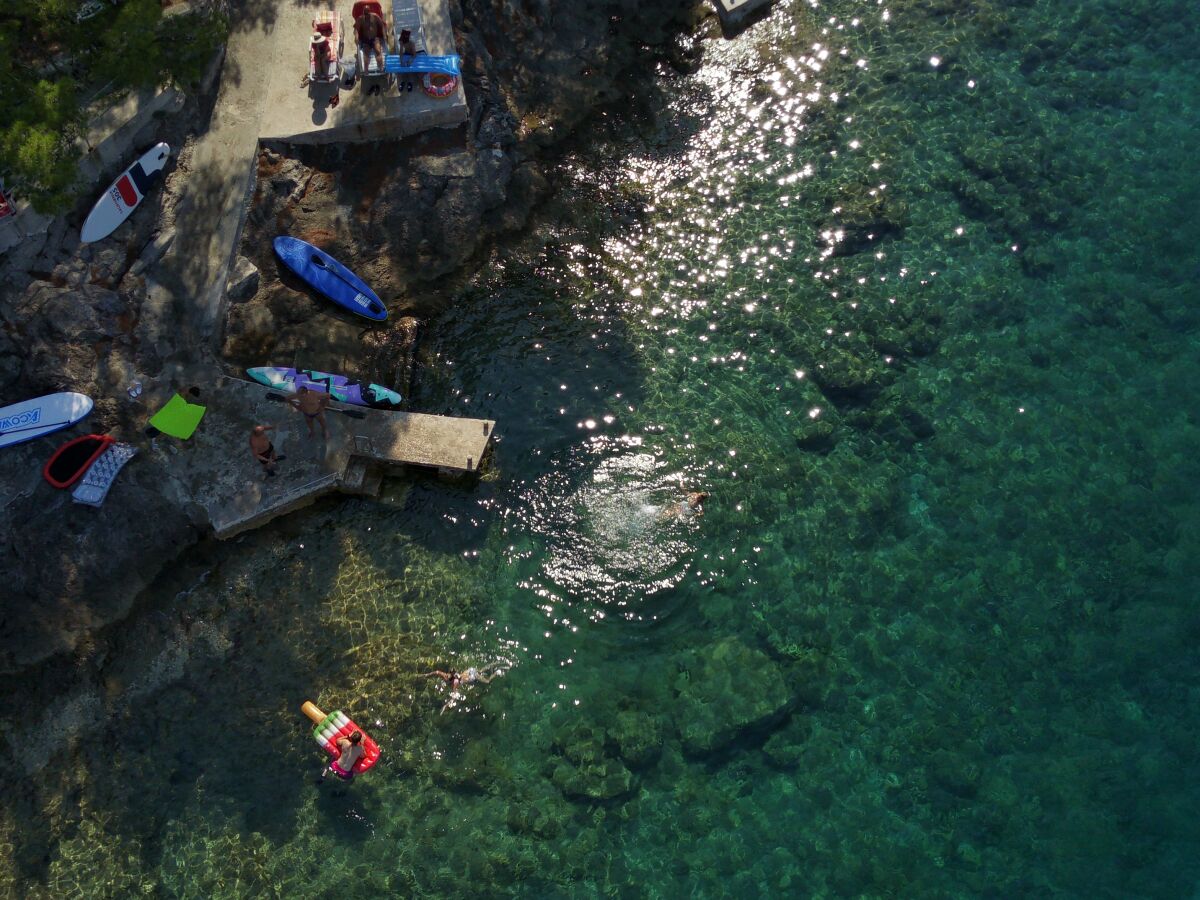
[247,367,403,409]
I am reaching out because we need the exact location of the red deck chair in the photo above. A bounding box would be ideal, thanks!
[352,1,389,76]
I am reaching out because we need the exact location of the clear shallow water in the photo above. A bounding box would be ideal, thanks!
[5,0,1200,895]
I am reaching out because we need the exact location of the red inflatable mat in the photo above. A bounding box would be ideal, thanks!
[43,434,114,489]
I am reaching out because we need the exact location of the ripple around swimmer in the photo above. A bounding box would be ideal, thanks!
[509,437,700,628]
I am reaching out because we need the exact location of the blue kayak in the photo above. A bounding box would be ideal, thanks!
[273,236,388,322]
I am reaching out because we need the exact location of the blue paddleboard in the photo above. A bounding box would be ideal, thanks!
[273,236,388,322]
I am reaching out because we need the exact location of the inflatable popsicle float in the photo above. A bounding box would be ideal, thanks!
[302,700,380,778]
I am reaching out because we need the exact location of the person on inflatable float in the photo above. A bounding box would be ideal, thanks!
[323,730,364,781]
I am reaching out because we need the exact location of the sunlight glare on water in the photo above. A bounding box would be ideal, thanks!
[6,0,1200,895]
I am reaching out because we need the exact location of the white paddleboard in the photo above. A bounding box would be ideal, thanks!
[80,143,170,243]
[0,392,94,449]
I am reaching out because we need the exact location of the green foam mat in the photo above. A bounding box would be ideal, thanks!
[148,394,206,440]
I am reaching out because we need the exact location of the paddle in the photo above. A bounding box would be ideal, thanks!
[265,391,367,419]
[0,419,76,438]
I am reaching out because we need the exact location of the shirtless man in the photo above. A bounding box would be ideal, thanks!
[289,385,330,438]
[355,6,387,73]
[324,730,364,781]
[249,424,283,477]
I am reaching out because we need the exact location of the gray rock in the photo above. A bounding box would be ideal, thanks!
[128,228,176,277]
[0,331,21,389]
[88,245,129,287]
[51,258,88,288]
[226,255,259,302]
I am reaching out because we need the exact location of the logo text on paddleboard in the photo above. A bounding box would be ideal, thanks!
[0,408,41,432]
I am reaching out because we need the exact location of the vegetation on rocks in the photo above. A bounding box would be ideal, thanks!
[0,0,227,211]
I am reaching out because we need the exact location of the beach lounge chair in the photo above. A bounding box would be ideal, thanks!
[309,11,343,84]
[353,0,392,84]
[392,0,428,56]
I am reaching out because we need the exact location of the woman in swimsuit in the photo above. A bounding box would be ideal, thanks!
[324,730,364,781]
[423,664,505,713]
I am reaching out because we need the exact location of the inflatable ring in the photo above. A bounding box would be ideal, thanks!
[422,72,457,99]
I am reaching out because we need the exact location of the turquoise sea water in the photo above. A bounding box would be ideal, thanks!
[5,0,1200,895]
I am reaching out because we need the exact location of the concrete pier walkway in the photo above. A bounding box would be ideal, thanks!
[179,378,494,538]
[133,1,483,540]
[712,0,773,31]
[144,0,468,365]
[258,0,467,145]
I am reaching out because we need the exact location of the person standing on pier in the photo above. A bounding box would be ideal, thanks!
[249,424,284,477]
[289,385,331,439]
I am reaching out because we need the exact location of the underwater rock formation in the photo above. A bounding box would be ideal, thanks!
[671,637,793,755]
[550,721,636,801]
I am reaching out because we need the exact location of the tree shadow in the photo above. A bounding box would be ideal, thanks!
[0,512,385,885]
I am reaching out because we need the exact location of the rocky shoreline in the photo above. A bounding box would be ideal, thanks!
[0,0,706,676]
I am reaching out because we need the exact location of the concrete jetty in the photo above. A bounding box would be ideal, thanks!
[711,0,773,31]
[258,0,467,145]
[175,377,493,538]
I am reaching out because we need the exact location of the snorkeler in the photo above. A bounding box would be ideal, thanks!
[422,664,505,713]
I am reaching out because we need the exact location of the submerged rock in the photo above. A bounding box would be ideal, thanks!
[794,417,837,453]
[548,720,638,802]
[611,710,664,768]
[763,715,814,769]
[550,757,634,802]
[671,638,794,755]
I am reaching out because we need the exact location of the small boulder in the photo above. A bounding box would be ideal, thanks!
[794,417,836,453]
[611,710,663,768]
[226,256,260,303]
[549,720,636,802]
[88,244,130,286]
[763,716,813,769]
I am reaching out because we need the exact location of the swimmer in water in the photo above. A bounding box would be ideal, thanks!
[660,489,709,521]
[422,664,505,713]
